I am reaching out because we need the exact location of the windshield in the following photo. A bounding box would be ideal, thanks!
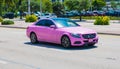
[53,19,79,28]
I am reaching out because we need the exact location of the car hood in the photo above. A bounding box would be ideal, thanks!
[59,27,97,34]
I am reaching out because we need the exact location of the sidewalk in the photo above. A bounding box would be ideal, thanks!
[0,19,120,35]
[79,22,120,35]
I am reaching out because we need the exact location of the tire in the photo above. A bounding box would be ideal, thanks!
[30,33,38,44]
[61,36,71,48]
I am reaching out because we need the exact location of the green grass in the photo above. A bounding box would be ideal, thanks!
[70,16,120,20]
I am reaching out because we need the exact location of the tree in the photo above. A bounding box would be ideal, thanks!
[111,0,117,9]
[0,0,2,16]
[19,1,27,12]
[65,0,79,11]
[92,0,106,10]
[19,0,52,13]
[42,0,52,13]
[79,0,89,11]
[52,2,64,17]
[31,1,40,12]
[4,0,14,6]
[0,0,14,16]
[65,0,89,11]
[65,0,89,21]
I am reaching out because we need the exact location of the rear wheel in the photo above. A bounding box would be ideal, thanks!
[61,36,71,48]
[30,33,38,44]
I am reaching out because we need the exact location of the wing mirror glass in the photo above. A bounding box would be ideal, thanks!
[50,25,57,29]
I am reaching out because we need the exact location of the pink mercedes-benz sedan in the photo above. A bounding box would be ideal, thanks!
[26,18,98,48]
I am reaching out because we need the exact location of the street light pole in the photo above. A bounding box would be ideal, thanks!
[28,0,31,14]
[40,0,42,13]
[90,0,92,11]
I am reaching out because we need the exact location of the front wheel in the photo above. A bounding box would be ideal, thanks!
[61,36,71,48]
[30,33,38,44]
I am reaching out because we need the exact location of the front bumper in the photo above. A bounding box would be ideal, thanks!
[70,37,98,46]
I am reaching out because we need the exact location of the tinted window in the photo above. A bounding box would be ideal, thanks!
[35,20,45,26]
[44,20,54,27]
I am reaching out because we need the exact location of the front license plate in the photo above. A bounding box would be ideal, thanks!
[89,39,93,42]
[84,43,88,46]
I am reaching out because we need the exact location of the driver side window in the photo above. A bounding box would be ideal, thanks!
[44,20,54,27]
[35,20,45,26]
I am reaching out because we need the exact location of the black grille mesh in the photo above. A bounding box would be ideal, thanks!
[82,33,96,39]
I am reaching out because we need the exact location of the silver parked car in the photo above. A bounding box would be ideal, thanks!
[38,13,57,19]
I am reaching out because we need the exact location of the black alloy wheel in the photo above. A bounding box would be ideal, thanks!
[30,33,38,44]
[61,36,71,48]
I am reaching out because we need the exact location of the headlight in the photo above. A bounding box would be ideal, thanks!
[70,33,81,38]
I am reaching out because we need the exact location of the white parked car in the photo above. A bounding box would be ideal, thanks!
[38,13,57,19]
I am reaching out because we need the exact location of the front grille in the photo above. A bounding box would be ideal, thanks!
[82,33,96,39]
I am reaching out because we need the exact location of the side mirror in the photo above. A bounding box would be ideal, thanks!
[78,25,81,26]
[50,25,57,29]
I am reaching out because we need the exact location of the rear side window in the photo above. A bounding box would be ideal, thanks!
[35,20,45,26]
[35,19,54,27]
[44,20,54,27]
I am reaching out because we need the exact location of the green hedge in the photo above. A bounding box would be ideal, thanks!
[25,15,37,22]
[70,16,120,20]
[1,20,14,25]
[94,16,110,25]
[0,17,3,22]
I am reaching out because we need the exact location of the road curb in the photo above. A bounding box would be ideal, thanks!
[0,26,26,29]
[0,25,120,36]
[97,32,120,36]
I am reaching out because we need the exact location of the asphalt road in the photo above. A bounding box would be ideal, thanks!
[0,28,120,69]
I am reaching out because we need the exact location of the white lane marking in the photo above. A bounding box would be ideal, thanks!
[50,48,71,53]
[42,47,71,53]
[33,46,71,53]
[0,60,8,64]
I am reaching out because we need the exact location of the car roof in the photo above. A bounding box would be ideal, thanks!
[39,18,68,20]
[38,18,69,22]
[51,18,69,20]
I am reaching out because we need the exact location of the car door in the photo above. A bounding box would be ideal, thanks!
[42,20,58,43]
[35,20,47,41]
